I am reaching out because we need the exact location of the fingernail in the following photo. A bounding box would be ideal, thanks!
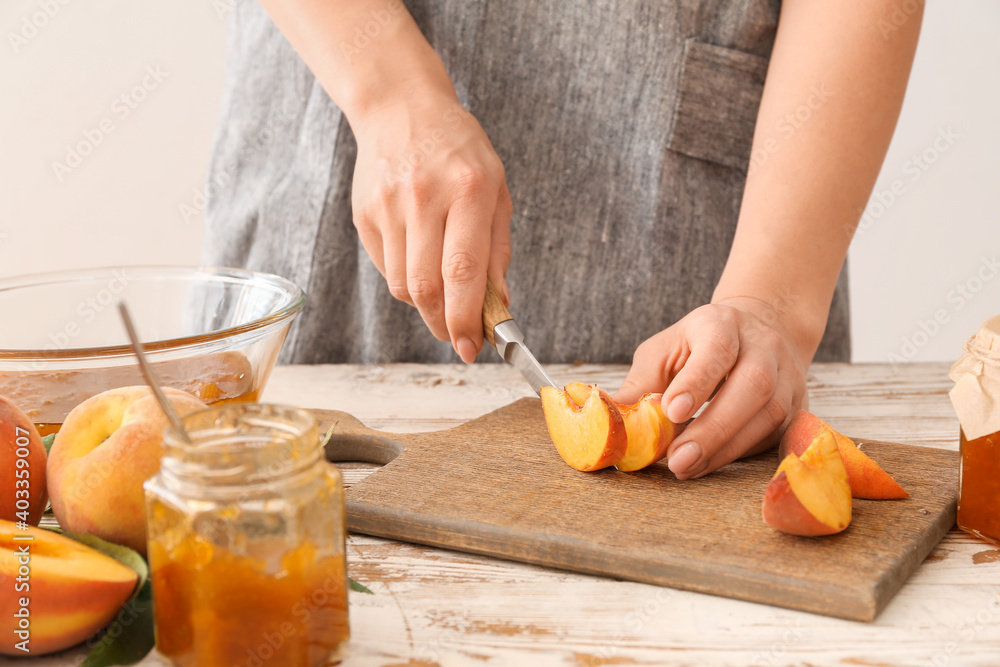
[667,393,694,423]
[502,278,511,305]
[456,337,479,364]
[668,442,701,476]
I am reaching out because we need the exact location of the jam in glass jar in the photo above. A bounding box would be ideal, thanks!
[950,314,1000,545]
[144,403,349,666]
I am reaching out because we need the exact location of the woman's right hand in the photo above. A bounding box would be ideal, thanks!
[256,0,512,363]
[350,89,513,363]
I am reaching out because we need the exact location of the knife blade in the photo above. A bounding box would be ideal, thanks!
[482,281,557,396]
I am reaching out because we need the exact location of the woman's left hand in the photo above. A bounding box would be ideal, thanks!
[612,297,809,480]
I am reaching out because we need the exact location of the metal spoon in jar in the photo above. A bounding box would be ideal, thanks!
[117,302,193,444]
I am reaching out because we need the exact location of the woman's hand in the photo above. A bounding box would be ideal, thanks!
[613,297,809,480]
[351,91,512,363]
[616,0,922,480]
[256,0,512,363]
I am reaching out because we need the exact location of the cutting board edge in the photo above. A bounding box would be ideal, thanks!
[869,492,958,613]
[346,501,881,622]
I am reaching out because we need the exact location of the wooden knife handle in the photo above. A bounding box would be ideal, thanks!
[482,280,512,348]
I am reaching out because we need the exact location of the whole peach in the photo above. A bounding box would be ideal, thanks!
[47,386,206,555]
[0,395,48,526]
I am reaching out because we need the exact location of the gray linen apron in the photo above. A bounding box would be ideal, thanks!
[202,0,851,364]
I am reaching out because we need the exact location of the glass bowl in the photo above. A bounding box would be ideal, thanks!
[0,266,305,434]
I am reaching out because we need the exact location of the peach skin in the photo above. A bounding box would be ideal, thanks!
[763,429,852,537]
[47,386,207,556]
[0,396,48,526]
[779,410,907,500]
[613,393,675,472]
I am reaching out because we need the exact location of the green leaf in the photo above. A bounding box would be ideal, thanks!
[349,577,374,594]
[321,422,339,448]
[41,433,56,456]
[61,531,149,595]
[80,579,155,667]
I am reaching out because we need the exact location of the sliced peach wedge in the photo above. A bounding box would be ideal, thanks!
[763,429,853,537]
[779,410,907,500]
[613,393,674,472]
[0,520,139,655]
[541,383,676,472]
[541,383,627,471]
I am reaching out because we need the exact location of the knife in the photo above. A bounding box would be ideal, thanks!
[481,281,557,396]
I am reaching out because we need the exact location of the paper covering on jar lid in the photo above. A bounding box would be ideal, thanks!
[949,314,1000,440]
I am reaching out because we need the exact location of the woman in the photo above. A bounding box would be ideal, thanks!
[203,0,923,479]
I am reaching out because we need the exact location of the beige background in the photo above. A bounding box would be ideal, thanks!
[1,1,997,363]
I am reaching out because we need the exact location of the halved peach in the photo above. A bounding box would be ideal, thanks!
[541,383,627,471]
[614,393,674,472]
[0,520,138,655]
[779,410,907,500]
[763,429,852,537]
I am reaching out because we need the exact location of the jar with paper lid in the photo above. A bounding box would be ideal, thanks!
[949,314,1000,545]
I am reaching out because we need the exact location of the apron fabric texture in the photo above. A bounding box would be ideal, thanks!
[202,0,851,364]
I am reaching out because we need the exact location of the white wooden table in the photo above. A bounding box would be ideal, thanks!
[11,362,1000,667]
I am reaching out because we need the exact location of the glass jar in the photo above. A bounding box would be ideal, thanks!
[950,314,1000,545]
[144,403,349,667]
[958,428,1000,544]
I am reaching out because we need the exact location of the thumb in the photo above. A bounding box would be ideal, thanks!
[611,375,648,405]
[612,329,678,405]
[612,361,665,405]
[613,327,675,405]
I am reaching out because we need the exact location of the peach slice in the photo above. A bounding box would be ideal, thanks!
[0,520,138,655]
[541,383,627,471]
[763,429,852,537]
[779,410,907,500]
[614,393,675,472]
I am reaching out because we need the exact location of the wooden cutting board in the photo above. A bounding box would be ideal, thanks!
[315,399,958,622]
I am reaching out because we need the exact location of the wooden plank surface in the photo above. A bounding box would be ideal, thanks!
[16,363,1000,667]
[314,400,957,622]
[261,363,1000,667]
